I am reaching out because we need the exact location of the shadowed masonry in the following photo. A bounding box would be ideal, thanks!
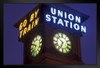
[45,7,86,33]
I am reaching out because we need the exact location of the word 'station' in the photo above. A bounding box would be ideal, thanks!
[19,9,39,39]
[45,7,86,33]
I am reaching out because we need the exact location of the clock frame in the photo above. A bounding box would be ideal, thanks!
[53,32,72,54]
[30,35,42,57]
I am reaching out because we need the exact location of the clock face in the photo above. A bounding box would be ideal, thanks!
[53,33,72,53]
[30,35,42,57]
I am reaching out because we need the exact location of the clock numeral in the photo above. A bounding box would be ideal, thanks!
[31,45,33,49]
[58,33,62,37]
[59,48,62,52]
[39,43,42,46]
[61,33,63,36]
[67,41,71,45]
[67,46,71,50]
[37,36,40,40]
[39,39,42,42]
[38,48,40,51]
[55,34,59,38]
[67,45,71,49]
[53,37,57,41]
[36,50,39,54]
[56,46,59,49]
[53,40,57,42]
[58,46,62,49]
[34,38,36,41]
[62,48,67,53]
[34,52,36,56]
[30,49,33,52]
[67,48,70,52]
[63,34,66,39]
[53,42,57,45]
[65,37,69,41]
[32,40,35,44]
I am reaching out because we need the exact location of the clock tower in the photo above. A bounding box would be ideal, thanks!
[14,4,89,64]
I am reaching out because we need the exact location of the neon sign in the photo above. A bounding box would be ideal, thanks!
[19,9,39,39]
[45,7,86,33]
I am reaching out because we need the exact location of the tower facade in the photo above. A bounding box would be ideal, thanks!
[14,4,89,64]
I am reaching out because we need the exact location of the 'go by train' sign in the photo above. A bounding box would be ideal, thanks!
[14,5,40,39]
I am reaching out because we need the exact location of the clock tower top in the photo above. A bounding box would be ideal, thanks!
[14,4,89,64]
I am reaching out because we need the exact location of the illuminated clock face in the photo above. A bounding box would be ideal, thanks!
[30,35,42,56]
[53,33,72,53]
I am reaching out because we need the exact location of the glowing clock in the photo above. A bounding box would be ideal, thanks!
[30,35,42,56]
[53,33,72,53]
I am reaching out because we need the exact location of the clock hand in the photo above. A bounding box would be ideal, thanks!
[59,38,64,47]
[57,39,62,46]
[59,38,64,44]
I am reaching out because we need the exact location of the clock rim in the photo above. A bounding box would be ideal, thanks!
[28,32,43,59]
[53,32,72,54]
[51,29,73,55]
[30,35,42,57]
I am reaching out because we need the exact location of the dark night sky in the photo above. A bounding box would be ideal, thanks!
[4,4,96,65]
